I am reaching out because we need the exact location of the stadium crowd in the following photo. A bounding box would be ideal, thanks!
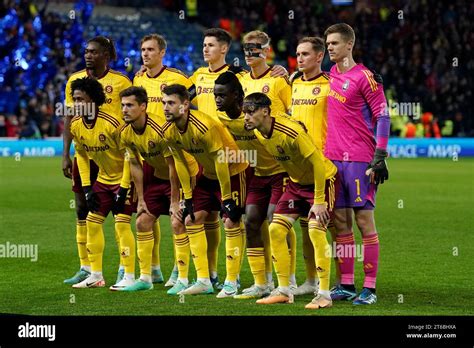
[0,0,471,138]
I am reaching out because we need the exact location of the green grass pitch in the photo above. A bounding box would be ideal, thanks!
[0,157,472,316]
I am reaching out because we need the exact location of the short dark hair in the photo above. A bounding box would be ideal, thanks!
[88,36,117,61]
[162,84,189,102]
[140,33,167,50]
[204,28,232,46]
[214,71,244,103]
[298,36,325,54]
[119,86,148,105]
[70,77,106,106]
[243,92,271,111]
[324,23,355,43]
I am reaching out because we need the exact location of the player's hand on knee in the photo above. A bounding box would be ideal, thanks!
[366,148,389,184]
[222,198,241,223]
[112,186,128,215]
[62,155,72,179]
[137,199,151,218]
[309,203,329,226]
[169,201,180,218]
[182,198,195,223]
[83,186,100,213]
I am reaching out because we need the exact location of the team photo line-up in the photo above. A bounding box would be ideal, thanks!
[62,22,389,309]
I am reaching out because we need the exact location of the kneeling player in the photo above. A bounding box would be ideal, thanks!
[244,93,338,309]
[119,86,199,293]
[69,77,136,290]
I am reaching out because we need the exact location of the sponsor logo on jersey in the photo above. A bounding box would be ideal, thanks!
[99,133,106,142]
[160,83,167,91]
[105,85,113,93]
[328,89,347,103]
[312,86,321,95]
[196,86,213,94]
[262,84,270,93]
[148,96,162,103]
[292,98,317,105]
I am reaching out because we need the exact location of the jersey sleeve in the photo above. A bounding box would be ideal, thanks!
[277,77,292,113]
[201,125,223,154]
[359,70,390,150]
[294,132,315,159]
[65,77,73,107]
[177,74,193,89]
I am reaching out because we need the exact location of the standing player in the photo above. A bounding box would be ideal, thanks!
[324,23,390,305]
[214,72,287,299]
[243,93,338,309]
[118,86,199,293]
[290,36,339,296]
[133,33,193,286]
[240,30,297,290]
[69,77,136,290]
[63,36,132,285]
[161,84,249,298]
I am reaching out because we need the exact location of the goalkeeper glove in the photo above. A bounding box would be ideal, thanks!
[182,198,195,223]
[83,186,100,212]
[221,198,242,223]
[366,148,389,184]
[112,186,128,215]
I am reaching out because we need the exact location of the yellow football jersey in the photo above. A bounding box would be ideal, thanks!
[65,68,132,120]
[291,72,330,151]
[240,67,292,116]
[71,111,126,186]
[133,66,192,124]
[253,116,336,203]
[217,112,283,177]
[162,109,248,180]
[119,112,198,180]
[189,64,247,119]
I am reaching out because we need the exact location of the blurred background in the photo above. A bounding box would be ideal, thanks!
[0,0,472,142]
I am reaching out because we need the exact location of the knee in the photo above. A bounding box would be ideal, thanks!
[75,199,88,220]
[171,216,185,234]
[354,213,375,234]
[136,215,154,231]
[268,222,287,243]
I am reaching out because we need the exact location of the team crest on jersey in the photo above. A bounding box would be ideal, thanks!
[148,140,156,148]
[312,87,321,95]
[98,133,106,142]
[262,84,270,93]
[191,138,198,145]
[276,145,285,154]
[342,80,350,91]
[160,83,167,91]
[105,85,113,93]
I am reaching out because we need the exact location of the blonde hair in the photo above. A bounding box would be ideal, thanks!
[243,30,270,46]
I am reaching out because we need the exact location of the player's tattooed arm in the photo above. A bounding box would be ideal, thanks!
[166,156,181,217]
